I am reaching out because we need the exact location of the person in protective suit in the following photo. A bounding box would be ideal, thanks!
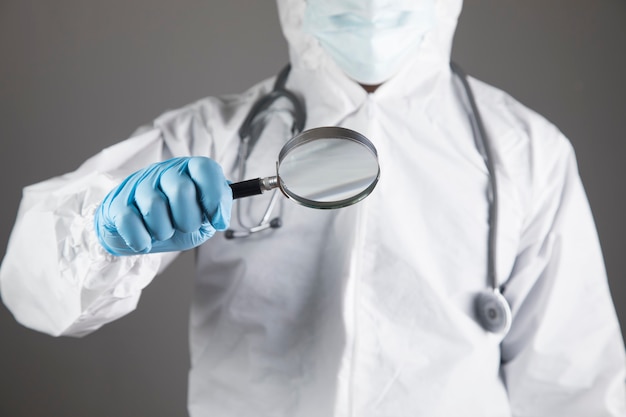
[1,0,625,416]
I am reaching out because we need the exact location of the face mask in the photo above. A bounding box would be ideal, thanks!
[303,0,437,86]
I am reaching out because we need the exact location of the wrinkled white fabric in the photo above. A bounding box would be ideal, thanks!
[1,0,625,416]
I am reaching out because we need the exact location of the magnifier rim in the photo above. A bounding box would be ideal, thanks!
[277,126,380,209]
[278,126,379,161]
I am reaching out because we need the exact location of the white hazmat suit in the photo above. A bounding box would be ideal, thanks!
[2,0,625,416]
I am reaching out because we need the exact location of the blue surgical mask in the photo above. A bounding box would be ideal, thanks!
[304,0,437,86]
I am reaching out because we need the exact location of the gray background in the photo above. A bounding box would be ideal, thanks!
[0,1,624,416]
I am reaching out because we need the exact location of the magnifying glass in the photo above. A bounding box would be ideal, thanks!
[229,126,380,209]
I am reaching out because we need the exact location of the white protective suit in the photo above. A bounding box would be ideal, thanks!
[1,0,625,416]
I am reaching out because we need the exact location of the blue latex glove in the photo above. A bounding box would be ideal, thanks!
[95,157,232,256]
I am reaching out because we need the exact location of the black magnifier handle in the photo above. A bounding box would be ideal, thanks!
[230,179,264,199]
[230,176,279,199]
[230,176,280,199]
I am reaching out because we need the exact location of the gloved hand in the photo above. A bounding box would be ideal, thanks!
[95,157,232,256]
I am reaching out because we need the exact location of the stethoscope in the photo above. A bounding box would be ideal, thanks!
[226,63,512,335]
[451,62,512,336]
[224,65,305,239]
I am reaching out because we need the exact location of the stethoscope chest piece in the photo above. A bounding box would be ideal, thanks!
[475,290,512,335]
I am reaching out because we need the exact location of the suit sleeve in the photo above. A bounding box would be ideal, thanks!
[500,131,626,416]
[0,127,186,337]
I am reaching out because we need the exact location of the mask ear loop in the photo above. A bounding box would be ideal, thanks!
[451,62,512,336]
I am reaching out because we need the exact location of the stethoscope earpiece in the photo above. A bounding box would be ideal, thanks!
[475,290,512,335]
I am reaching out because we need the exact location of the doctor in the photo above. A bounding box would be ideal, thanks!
[1,0,625,416]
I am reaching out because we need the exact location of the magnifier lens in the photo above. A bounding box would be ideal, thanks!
[277,129,380,208]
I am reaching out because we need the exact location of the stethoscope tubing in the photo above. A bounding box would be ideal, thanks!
[450,62,501,294]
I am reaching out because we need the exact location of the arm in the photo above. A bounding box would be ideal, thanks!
[500,135,626,416]
[0,78,272,338]
[0,129,178,337]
